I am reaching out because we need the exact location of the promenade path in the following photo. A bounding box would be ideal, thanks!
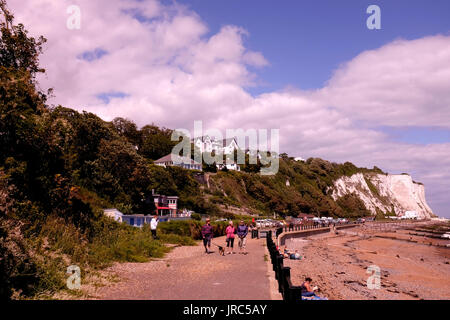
[89,236,275,300]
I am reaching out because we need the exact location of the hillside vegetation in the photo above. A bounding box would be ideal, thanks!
[0,1,385,299]
[206,157,382,218]
[0,2,204,299]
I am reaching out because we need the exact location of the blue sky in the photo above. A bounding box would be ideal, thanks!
[176,0,450,146]
[177,0,450,92]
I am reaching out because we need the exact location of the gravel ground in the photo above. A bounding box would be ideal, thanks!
[83,236,272,300]
[283,225,450,300]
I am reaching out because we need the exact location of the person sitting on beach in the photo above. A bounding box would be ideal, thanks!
[289,250,302,260]
[283,247,290,258]
[300,277,320,298]
[278,246,288,258]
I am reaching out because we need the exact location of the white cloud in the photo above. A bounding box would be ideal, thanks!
[321,35,450,127]
[9,0,450,217]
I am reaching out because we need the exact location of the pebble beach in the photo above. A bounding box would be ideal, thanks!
[284,221,450,300]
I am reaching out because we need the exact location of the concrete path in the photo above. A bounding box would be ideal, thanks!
[89,236,275,300]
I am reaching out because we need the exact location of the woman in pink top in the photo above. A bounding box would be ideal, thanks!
[225,221,236,254]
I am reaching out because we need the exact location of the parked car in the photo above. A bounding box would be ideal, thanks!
[256,219,274,228]
[274,221,284,228]
[255,220,265,228]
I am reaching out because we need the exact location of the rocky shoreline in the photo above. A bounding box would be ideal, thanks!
[284,221,450,300]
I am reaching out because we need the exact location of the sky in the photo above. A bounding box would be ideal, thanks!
[8,0,450,217]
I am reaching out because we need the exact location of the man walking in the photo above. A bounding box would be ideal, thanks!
[201,218,213,253]
[150,215,159,239]
[237,220,248,254]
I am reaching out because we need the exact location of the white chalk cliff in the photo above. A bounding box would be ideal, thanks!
[331,173,434,219]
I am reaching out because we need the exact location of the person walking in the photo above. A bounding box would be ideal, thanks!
[150,215,159,239]
[237,220,248,254]
[201,218,214,253]
[225,221,236,254]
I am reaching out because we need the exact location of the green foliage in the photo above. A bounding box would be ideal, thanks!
[158,220,231,240]
[206,157,383,218]
[364,177,380,197]
[191,213,201,221]
[158,233,196,246]
[0,5,204,299]
[336,193,371,218]
[87,222,171,266]
[111,117,141,147]
[139,124,176,161]
[158,220,196,238]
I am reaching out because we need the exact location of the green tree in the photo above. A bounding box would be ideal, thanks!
[139,124,175,160]
[112,117,141,147]
[0,0,50,163]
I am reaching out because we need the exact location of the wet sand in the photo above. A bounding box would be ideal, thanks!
[284,222,450,300]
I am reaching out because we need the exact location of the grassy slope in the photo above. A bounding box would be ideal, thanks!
[205,157,383,218]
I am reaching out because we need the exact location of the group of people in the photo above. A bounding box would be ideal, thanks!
[151,215,326,300]
[201,218,250,255]
[279,246,302,260]
[149,215,251,256]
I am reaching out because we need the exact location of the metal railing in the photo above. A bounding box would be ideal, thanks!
[282,221,356,233]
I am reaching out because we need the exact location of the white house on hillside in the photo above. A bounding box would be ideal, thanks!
[193,136,240,155]
[192,136,241,171]
[216,163,241,171]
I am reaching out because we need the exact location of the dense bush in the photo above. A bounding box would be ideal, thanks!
[158,220,235,240]
[191,213,201,221]
[336,193,371,218]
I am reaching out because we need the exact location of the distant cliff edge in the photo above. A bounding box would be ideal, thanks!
[331,173,434,219]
